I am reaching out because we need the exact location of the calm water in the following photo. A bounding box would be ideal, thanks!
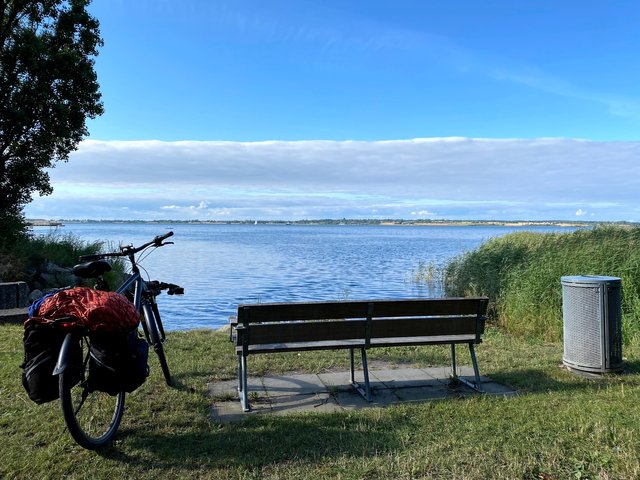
[36,223,575,330]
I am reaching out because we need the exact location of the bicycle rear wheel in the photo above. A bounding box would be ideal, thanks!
[143,303,172,386]
[59,335,125,450]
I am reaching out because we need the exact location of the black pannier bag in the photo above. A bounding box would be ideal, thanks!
[88,330,149,395]
[21,320,81,404]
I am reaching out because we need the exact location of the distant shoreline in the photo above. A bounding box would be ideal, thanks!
[379,220,594,227]
[26,220,64,227]
[27,218,636,228]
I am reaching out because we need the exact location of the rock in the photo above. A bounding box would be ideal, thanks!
[29,289,44,303]
[44,261,71,275]
[39,272,56,285]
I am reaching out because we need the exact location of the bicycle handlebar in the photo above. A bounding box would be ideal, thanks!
[78,231,174,261]
[146,280,184,296]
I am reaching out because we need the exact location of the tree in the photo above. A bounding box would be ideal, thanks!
[0,0,103,246]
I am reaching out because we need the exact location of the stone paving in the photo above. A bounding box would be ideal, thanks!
[209,366,516,423]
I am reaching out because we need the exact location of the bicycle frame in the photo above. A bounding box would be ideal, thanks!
[117,271,167,344]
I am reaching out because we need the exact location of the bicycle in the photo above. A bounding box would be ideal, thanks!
[52,231,183,449]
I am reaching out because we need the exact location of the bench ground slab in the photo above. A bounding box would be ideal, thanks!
[209,367,516,423]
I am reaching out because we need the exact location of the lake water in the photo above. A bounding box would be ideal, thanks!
[36,223,576,330]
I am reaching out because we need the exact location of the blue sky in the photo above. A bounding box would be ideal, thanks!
[26,0,640,221]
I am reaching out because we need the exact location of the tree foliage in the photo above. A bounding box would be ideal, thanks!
[0,0,103,246]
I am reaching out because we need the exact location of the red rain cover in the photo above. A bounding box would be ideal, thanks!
[36,287,139,332]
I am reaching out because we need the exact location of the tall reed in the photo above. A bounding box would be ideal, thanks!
[444,226,640,342]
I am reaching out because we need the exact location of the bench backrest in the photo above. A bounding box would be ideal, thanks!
[236,298,489,347]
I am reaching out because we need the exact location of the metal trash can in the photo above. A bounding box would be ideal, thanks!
[561,275,623,374]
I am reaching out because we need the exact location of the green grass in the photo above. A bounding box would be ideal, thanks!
[2,324,640,479]
[444,225,640,342]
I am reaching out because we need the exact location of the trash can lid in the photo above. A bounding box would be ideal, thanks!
[561,275,621,285]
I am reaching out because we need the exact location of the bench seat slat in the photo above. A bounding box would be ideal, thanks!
[244,339,365,354]
[369,334,478,347]
[238,334,478,354]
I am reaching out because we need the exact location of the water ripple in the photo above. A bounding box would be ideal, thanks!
[46,223,576,330]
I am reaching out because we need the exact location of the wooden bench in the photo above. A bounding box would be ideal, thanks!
[231,297,489,412]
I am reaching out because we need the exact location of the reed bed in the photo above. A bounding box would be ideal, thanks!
[444,225,640,342]
[0,232,125,289]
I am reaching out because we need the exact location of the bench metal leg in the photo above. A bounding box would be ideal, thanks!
[349,347,372,402]
[449,343,484,393]
[349,348,355,384]
[468,343,483,392]
[238,354,250,412]
[450,343,457,379]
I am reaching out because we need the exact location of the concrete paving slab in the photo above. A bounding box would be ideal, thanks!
[208,377,267,398]
[208,379,238,399]
[209,402,246,424]
[317,371,354,392]
[262,374,325,397]
[270,393,342,415]
[333,387,400,409]
[393,384,452,403]
[479,381,519,396]
[443,380,475,398]
[245,395,273,413]
[370,368,443,389]
[208,367,517,423]
[421,366,492,385]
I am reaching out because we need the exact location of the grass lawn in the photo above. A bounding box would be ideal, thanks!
[2,323,639,479]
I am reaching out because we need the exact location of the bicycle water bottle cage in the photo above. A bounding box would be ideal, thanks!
[72,259,112,279]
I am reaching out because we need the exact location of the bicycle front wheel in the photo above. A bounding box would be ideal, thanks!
[59,335,125,450]
[143,303,172,386]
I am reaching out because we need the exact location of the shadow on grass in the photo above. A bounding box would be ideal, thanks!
[623,359,640,374]
[167,375,198,393]
[100,413,409,470]
[91,356,640,470]
[490,362,640,394]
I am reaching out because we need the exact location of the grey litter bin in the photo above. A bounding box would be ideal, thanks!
[561,276,623,374]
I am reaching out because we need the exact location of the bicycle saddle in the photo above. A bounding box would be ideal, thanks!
[72,259,112,278]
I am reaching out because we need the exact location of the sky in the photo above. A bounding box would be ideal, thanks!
[26,0,640,221]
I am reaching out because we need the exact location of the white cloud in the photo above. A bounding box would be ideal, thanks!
[576,208,588,216]
[411,210,436,216]
[26,137,640,221]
